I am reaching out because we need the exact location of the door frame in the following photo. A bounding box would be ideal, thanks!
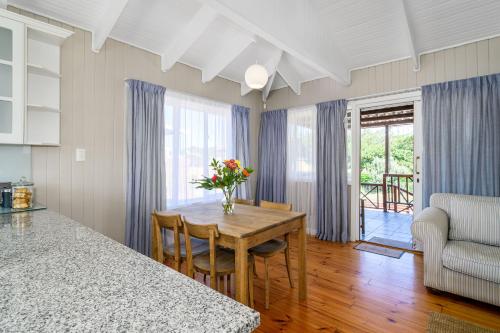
[348,90,422,242]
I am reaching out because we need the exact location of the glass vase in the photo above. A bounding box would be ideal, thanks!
[221,190,235,215]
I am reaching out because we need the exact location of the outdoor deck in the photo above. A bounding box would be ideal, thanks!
[360,209,413,245]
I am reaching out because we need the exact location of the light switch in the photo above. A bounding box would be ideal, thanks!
[75,148,86,162]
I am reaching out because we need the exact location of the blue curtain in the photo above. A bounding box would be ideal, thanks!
[232,105,252,200]
[316,100,349,242]
[256,109,287,204]
[125,79,167,256]
[422,73,500,207]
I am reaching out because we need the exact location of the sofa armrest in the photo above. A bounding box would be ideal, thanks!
[412,207,449,251]
[411,207,450,287]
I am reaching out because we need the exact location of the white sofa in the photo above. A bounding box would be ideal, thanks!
[411,193,500,306]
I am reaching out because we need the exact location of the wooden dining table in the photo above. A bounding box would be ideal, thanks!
[172,203,307,306]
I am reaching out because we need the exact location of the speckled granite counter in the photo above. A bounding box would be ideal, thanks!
[0,210,259,332]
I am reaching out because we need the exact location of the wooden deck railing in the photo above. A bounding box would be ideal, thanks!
[360,173,414,213]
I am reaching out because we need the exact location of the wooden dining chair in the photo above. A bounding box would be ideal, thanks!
[250,200,294,309]
[151,210,209,273]
[183,220,254,308]
[234,198,255,206]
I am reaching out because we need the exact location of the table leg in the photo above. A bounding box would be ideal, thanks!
[235,238,249,305]
[298,216,307,300]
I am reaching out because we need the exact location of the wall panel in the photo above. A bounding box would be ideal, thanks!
[9,7,263,243]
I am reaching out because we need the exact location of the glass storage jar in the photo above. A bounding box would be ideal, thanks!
[11,177,34,209]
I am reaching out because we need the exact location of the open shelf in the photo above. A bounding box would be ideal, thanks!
[25,109,60,145]
[27,72,60,111]
[27,63,60,78]
[24,142,61,147]
[27,104,60,113]
[28,28,69,46]
[0,59,12,66]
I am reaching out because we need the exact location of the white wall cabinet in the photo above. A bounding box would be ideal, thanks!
[0,9,72,146]
[0,16,24,144]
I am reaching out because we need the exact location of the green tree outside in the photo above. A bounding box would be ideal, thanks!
[360,124,413,184]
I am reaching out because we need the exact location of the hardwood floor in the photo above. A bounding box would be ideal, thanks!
[179,236,500,332]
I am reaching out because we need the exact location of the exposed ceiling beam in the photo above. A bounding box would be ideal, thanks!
[277,54,301,95]
[401,0,420,71]
[0,0,7,9]
[201,33,254,83]
[92,0,129,52]
[198,0,351,85]
[262,50,283,101]
[262,71,277,102]
[161,5,217,72]
[240,82,252,96]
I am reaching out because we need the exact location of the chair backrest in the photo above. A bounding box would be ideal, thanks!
[151,210,183,263]
[430,193,500,246]
[235,198,255,206]
[183,220,220,283]
[260,200,293,211]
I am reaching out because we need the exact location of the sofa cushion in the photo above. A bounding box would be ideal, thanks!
[448,195,500,246]
[442,241,500,284]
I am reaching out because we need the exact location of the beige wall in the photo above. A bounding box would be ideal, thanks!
[10,7,263,243]
[266,36,500,110]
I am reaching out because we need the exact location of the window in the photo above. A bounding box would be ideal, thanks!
[287,105,317,182]
[286,105,317,233]
[165,90,232,208]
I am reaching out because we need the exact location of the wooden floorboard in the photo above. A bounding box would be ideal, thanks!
[177,236,500,332]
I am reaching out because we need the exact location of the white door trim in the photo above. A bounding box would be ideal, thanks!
[348,90,422,242]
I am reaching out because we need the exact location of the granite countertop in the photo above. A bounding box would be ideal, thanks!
[0,211,260,332]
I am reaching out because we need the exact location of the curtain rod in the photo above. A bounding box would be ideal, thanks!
[347,87,421,102]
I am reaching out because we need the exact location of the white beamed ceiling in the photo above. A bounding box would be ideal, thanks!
[9,0,500,97]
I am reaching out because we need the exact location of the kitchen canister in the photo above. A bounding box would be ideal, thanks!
[11,177,35,209]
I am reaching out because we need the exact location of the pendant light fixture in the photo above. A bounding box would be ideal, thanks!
[245,63,268,89]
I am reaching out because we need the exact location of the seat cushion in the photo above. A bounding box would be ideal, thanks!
[442,241,500,284]
[448,195,500,246]
[250,239,287,257]
[164,237,209,257]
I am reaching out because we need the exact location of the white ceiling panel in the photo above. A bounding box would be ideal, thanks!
[181,17,252,72]
[271,73,288,91]
[10,0,106,30]
[7,0,500,96]
[405,0,500,53]
[110,0,199,55]
[317,0,410,69]
[215,38,280,84]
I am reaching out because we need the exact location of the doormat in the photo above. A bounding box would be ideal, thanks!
[428,312,500,333]
[368,236,414,250]
[354,242,404,259]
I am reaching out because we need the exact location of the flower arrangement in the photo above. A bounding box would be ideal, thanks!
[192,158,254,214]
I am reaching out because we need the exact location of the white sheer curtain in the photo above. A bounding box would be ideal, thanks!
[286,105,317,234]
[164,90,232,208]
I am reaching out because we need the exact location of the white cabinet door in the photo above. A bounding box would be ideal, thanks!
[0,16,24,144]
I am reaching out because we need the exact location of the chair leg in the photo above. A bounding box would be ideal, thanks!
[264,257,270,309]
[210,273,217,289]
[174,259,181,272]
[248,262,254,309]
[203,274,207,284]
[284,235,294,288]
[219,275,225,294]
[227,274,231,294]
